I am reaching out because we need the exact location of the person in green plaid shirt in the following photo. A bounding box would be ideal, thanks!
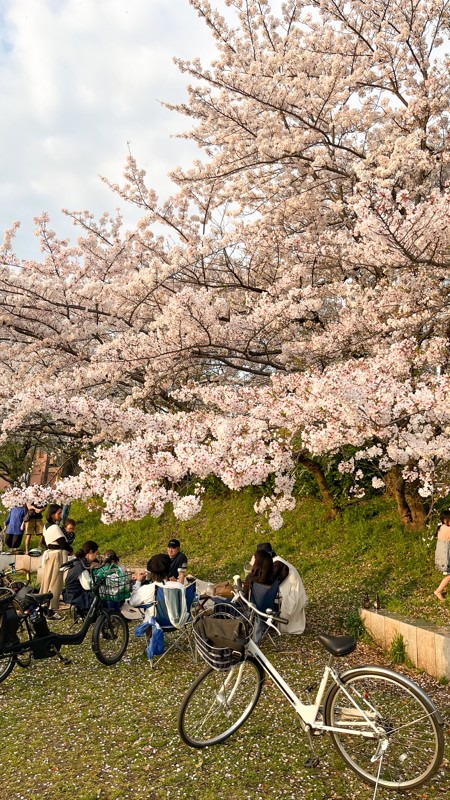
[92,550,130,608]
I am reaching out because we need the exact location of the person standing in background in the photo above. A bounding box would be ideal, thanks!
[434,510,450,601]
[24,501,46,554]
[40,504,73,619]
[4,505,27,550]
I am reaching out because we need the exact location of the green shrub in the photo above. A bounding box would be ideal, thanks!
[343,609,366,640]
[389,633,411,665]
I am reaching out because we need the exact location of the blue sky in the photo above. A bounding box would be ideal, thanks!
[0,0,224,258]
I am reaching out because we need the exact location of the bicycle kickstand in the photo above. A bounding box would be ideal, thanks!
[371,740,388,800]
[304,727,320,769]
[49,645,72,666]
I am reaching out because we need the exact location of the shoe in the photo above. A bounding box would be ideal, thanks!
[48,611,65,621]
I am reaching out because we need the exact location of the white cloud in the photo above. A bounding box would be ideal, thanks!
[0,0,226,258]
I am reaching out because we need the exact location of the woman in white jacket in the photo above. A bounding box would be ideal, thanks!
[256,543,308,634]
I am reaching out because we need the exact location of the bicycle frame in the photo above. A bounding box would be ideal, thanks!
[1,589,103,659]
[243,638,381,740]
[0,564,29,589]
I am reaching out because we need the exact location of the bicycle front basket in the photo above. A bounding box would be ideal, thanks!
[193,602,253,671]
[98,572,132,603]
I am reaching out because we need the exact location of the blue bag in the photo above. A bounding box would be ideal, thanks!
[145,617,165,660]
[134,619,151,638]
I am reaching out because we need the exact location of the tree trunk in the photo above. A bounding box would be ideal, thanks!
[296,454,338,518]
[58,452,80,478]
[385,466,413,526]
[385,467,428,529]
[405,486,429,529]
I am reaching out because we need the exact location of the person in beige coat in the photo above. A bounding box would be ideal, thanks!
[40,504,73,619]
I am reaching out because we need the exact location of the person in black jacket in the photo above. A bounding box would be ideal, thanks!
[167,538,188,583]
[64,540,99,617]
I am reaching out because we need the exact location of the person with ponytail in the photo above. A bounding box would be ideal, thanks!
[40,503,74,619]
[63,540,99,617]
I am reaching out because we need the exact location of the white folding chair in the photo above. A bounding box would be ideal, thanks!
[145,580,197,669]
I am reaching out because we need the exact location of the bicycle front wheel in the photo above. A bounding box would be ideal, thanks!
[178,657,264,748]
[0,651,15,683]
[91,612,129,665]
[324,666,444,790]
[12,600,32,668]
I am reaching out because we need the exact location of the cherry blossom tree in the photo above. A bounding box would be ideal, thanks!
[1,0,450,529]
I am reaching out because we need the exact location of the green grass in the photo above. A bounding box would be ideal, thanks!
[62,491,449,629]
[1,492,449,800]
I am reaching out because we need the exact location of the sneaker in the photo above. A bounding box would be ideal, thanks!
[48,611,65,621]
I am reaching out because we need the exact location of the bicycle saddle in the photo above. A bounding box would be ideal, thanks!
[26,591,53,605]
[317,634,357,657]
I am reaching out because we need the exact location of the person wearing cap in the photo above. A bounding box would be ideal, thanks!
[255,542,308,635]
[167,538,188,583]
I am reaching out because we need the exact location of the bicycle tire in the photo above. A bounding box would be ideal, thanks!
[324,665,444,790]
[0,652,15,683]
[11,599,32,668]
[178,656,265,748]
[91,611,129,665]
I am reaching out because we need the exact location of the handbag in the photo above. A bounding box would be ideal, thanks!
[212,580,234,598]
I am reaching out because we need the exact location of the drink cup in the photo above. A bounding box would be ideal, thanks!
[243,561,252,578]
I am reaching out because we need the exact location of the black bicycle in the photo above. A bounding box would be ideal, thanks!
[0,567,130,682]
[0,562,33,668]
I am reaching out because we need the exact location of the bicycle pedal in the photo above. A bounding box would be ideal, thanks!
[304,756,320,768]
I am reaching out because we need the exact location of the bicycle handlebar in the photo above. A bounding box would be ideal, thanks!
[232,576,289,629]
[0,564,19,576]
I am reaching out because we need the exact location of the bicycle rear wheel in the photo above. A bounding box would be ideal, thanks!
[324,666,444,790]
[91,612,129,665]
[178,657,264,747]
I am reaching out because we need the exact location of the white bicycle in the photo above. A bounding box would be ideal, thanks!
[178,583,445,797]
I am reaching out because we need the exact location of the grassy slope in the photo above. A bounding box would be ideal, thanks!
[69,491,450,629]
